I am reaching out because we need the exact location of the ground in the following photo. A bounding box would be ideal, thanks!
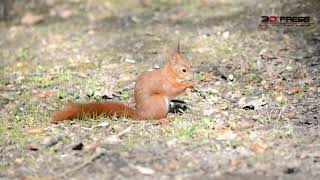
[0,0,319,179]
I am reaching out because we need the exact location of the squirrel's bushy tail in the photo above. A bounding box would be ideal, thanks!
[51,102,138,123]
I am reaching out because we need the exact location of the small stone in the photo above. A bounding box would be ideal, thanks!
[97,121,110,128]
[228,74,234,81]
[286,63,297,72]
[14,158,23,165]
[222,31,230,39]
[252,114,260,120]
[131,165,155,175]
[42,135,62,148]
[124,58,136,64]
[153,64,160,69]
[203,109,214,116]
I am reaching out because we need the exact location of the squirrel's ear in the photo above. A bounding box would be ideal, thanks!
[167,41,181,64]
[168,54,178,65]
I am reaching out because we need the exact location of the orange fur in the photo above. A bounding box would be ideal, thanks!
[52,102,137,123]
[51,44,194,123]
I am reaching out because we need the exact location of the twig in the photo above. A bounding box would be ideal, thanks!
[277,104,286,121]
[104,125,132,144]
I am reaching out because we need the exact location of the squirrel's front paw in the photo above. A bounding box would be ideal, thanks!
[185,81,195,88]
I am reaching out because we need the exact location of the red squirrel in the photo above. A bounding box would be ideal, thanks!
[51,43,194,123]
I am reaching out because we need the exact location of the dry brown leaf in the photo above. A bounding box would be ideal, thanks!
[286,111,295,119]
[21,12,44,26]
[307,86,317,95]
[83,143,99,152]
[205,72,214,81]
[229,159,240,167]
[232,121,254,130]
[274,83,285,91]
[50,34,64,44]
[59,9,73,19]
[28,128,44,134]
[294,72,306,79]
[37,91,55,98]
[287,86,300,95]
[250,143,269,153]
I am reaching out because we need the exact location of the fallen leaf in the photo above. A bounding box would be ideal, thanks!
[50,33,64,44]
[37,91,55,98]
[59,9,73,19]
[294,72,306,79]
[232,121,254,130]
[275,83,285,91]
[83,143,99,152]
[287,86,300,95]
[21,12,44,25]
[205,72,214,81]
[250,143,269,153]
[286,112,295,119]
[307,86,317,95]
[229,159,240,167]
[28,128,44,134]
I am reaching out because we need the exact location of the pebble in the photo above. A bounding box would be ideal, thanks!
[153,64,160,69]
[222,31,230,39]
[124,58,136,64]
[43,135,62,148]
[97,121,110,128]
[203,109,215,116]
[228,74,234,81]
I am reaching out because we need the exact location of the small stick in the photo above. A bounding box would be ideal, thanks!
[277,104,286,121]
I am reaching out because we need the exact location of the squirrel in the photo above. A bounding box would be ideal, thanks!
[51,43,194,123]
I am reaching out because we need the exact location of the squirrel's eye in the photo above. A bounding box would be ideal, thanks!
[181,68,187,73]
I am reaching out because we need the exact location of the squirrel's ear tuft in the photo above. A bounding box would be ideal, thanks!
[177,40,180,53]
[167,41,181,64]
[176,40,180,54]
